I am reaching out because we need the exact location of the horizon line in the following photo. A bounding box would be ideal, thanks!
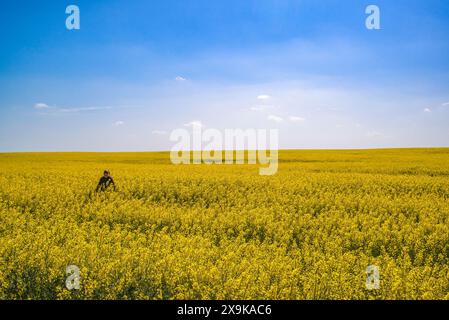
[1,147,449,154]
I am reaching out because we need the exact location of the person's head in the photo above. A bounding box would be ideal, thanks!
[103,170,110,177]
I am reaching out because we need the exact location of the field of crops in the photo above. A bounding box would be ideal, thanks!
[0,149,449,300]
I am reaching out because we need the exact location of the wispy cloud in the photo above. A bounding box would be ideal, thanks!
[442,102,449,107]
[267,115,283,123]
[289,116,305,122]
[34,103,50,109]
[58,106,113,113]
[184,120,203,128]
[366,131,384,138]
[424,108,432,113]
[113,121,124,126]
[257,94,271,100]
[33,102,114,114]
[175,76,187,81]
[250,105,277,112]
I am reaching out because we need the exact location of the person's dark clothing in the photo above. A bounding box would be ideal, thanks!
[96,176,115,192]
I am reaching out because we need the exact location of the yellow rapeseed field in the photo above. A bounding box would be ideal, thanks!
[0,149,449,300]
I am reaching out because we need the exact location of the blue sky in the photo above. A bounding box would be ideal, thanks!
[0,0,448,151]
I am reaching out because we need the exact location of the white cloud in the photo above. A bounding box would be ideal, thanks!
[424,108,432,113]
[175,76,187,81]
[267,115,283,123]
[289,116,305,122]
[152,130,167,135]
[257,94,271,100]
[34,103,50,109]
[113,121,124,126]
[184,120,203,128]
[442,102,449,107]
